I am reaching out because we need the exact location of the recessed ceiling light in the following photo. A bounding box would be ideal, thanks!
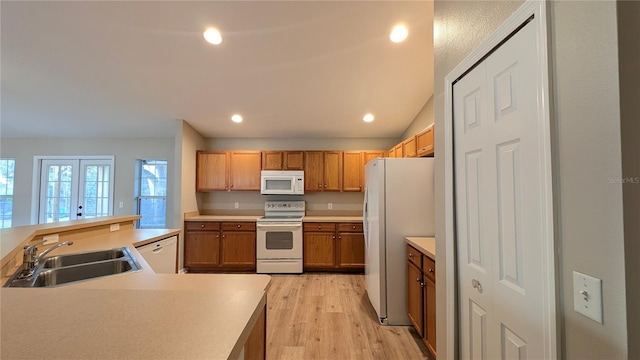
[390,25,409,43]
[231,114,243,123]
[203,28,222,45]
[363,114,374,123]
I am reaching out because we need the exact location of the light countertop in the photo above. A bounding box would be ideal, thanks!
[184,214,363,223]
[1,222,271,359]
[406,237,436,260]
[303,215,363,223]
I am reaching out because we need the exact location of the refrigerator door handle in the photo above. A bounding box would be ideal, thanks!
[363,186,369,250]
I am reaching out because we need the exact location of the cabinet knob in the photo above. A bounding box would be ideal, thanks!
[216,234,219,238]
[338,236,342,239]
[318,184,321,189]
[416,278,421,283]
[318,225,321,229]
[409,253,413,258]
[324,184,327,188]
[230,185,233,188]
[237,224,241,228]
[222,235,225,238]
[429,268,434,273]
[201,224,205,228]
[352,225,356,229]
[332,236,336,239]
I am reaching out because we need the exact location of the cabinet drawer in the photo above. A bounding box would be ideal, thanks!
[304,222,336,232]
[423,255,436,280]
[406,245,422,268]
[186,221,221,231]
[338,223,363,232]
[222,222,256,231]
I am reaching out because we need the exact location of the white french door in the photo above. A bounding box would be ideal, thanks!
[38,158,114,224]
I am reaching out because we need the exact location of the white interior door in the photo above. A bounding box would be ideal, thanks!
[454,19,552,359]
[39,158,114,223]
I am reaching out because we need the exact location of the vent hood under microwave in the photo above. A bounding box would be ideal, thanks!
[261,170,304,195]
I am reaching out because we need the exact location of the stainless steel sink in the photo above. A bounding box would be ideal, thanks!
[4,247,141,288]
[41,248,126,268]
[32,260,136,287]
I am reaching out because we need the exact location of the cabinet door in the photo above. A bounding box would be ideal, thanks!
[407,262,424,336]
[337,232,364,269]
[323,151,342,191]
[304,151,324,192]
[303,232,336,269]
[403,136,417,157]
[220,231,256,269]
[416,126,434,157]
[342,151,363,192]
[424,276,437,357]
[229,151,262,190]
[363,151,384,166]
[283,151,304,170]
[196,151,229,191]
[262,151,283,170]
[389,147,396,158]
[184,231,220,267]
[394,143,404,158]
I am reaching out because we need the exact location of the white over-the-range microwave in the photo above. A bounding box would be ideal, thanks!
[260,170,304,195]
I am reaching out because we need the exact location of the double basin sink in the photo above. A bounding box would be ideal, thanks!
[4,247,142,288]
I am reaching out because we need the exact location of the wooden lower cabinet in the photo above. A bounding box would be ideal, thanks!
[184,221,256,272]
[304,222,364,272]
[406,244,436,358]
[244,305,266,360]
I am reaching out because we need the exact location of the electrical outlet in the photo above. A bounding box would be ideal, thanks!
[328,203,333,210]
[110,224,120,232]
[573,271,603,324]
[235,202,239,209]
[43,234,59,244]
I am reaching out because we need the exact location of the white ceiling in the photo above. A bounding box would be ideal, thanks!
[1,1,433,139]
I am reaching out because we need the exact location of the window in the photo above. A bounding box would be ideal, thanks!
[0,159,15,228]
[135,160,167,229]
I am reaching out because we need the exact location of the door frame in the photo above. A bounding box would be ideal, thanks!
[443,1,557,358]
[30,155,115,224]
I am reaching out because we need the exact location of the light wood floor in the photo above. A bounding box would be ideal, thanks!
[266,273,432,359]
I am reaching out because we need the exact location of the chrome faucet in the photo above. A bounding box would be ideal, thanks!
[19,240,74,278]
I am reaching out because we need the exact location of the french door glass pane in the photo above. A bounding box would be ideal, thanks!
[45,165,73,223]
[83,164,111,218]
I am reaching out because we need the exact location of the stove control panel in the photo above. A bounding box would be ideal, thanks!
[264,201,306,212]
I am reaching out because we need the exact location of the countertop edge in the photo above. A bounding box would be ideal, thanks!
[406,237,436,260]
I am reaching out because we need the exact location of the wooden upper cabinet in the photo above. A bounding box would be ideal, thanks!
[403,136,417,158]
[394,143,403,158]
[261,151,283,170]
[323,151,342,191]
[262,151,304,170]
[229,151,262,191]
[389,147,396,158]
[196,151,229,191]
[416,125,435,157]
[363,151,384,166]
[283,151,304,170]
[343,151,363,192]
[304,151,324,192]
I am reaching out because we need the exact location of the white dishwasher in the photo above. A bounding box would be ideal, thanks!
[137,236,177,274]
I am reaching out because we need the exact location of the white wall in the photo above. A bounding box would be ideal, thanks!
[433,0,630,358]
[0,137,175,227]
[207,137,397,151]
[401,95,434,140]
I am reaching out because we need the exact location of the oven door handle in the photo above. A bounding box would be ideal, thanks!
[257,223,302,228]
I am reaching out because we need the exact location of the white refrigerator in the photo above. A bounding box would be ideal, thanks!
[363,157,435,325]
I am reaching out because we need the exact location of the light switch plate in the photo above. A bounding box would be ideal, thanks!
[43,234,59,244]
[573,271,603,324]
[110,224,120,232]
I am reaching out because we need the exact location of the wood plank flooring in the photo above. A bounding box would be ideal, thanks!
[266,273,432,359]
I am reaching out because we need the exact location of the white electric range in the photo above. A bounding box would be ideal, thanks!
[256,200,305,274]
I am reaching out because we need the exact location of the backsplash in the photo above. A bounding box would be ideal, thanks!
[197,191,364,216]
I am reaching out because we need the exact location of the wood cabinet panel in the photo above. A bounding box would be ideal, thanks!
[407,262,424,337]
[394,143,403,158]
[422,255,436,281]
[184,231,220,267]
[323,151,342,191]
[424,276,437,356]
[229,151,262,191]
[186,221,221,231]
[303,232,336,269]
[261,151,283,170]
[389,147,396,158]
[196,151,229,191]
[244,306,266,360]
[338,232,364,268]
[342,151,363,192]
[403,136,417,158]
[304,222,336,232]
[337,223,363,232]
[416,126,434,157]
[304,151,324,192]
[407,245,422,268]
[222,222,256,231]
[363,151,384,166]
[283,151,304,170]
[220,231,256,269]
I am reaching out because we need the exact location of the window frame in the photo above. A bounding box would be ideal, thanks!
[0,158,15,228]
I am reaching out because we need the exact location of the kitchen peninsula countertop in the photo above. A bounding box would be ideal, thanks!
[406,236,436,260]
[1,217,271,359]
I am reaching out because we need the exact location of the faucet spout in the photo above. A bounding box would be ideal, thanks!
[34,241,74,266]
[19,240,74,279]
